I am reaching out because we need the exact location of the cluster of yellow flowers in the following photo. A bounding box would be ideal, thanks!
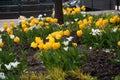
[31,29,71,50]
[63,5,86,15]
[77,16,93,29]
[110,15,120,24]
[3,22,15,35]
[96,18,108,27]
[45,17,58,23]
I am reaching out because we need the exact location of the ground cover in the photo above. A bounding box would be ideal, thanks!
[0,6,120,80]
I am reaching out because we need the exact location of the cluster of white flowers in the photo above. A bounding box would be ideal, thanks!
[62,36,73,51]
[4,61,20,70]
[90,29,101,36]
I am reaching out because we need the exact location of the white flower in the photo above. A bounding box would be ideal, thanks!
[38,14,43,19]
[89,47,92,50]
[10,61,20,68]
[62,41,69,46]
[74,18,78,21]
[10,35,15,39]
[0,72,6,79]
[43,13,46,16]
[90,29,101,36]
[4,64,12,70]
[63,47,69,51]
[65,21,69,25]
[0,28,4,32]
[0,48,2,51]
[66,36,73,42]
[0,38,2,42]
[112,28,117,32]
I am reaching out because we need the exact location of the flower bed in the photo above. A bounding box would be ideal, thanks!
[0,6,120,80]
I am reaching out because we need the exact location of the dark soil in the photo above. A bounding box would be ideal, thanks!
[82,49,120,80]
[14,42,120,80]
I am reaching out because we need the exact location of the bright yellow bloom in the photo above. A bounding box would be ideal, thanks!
[43,43,51,50]
[24,27,29,32]
[35,37,42,44]
[71,11,76,15]
[88,16,93,21]
[45,23,49,26]
[110,18,116,24]
[31,42,37,48]
[29,22,35,27]
[83,19,88,25]
[38,43,44,50]
[55,34,62,40]
[117,41,120,47]
[77,30,83,37]
[34,19,39,24]
[77,20,83,25]
[4,22,9,30]
[0,42,4,47]
[46,17,52,22]
[30,16,35,20]
[14,36,20,43]
[7,29,13,35]
[52,42,60,50]
[22,24,27,29]
[10,22,15,27]
[72,43,77,47]
[64,30,70,36]
[38,21,44,26]
[81,5,86,11]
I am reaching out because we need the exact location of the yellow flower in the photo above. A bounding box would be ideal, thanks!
[29,22,35,27]
[64,30,70,36]
[30,16,34,20]
[55,34,62,40]
[22,24,27,29]
[72,43,77,47]
[38,43,44,50]
[110,18,116,24]
[71,11,76,15]
[117,41,120,47]
[31,42,37,48]
[46,17,52,22]
[0,42,4,47]
[34,19,39,24]
[3,22,8,31]
[35,37,42,44]
[14,36,20,43]
[38,21,44,26]
[7,29,13,35]
[45,23,49,26]
[24,27,29,32]
[43,43,51,50]
[77,30,83,37]
[81,5,86,11]
[52,42,60,50]
[10,22,15,27]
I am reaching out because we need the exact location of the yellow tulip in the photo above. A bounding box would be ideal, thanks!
[72,43,77,47]
[0,42,4,47]
[38,21,44,26]
[31,42,37,48]
[77,30,83,37]
[64,30,70,36]
[14,36,20,43]
[52,42,60,50]
[117,41,120,47]
[24,27,29,32]
[38,43,44,50]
